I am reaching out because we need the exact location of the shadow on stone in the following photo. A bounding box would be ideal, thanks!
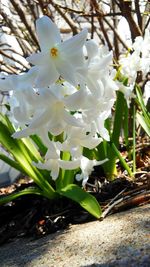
[0,204,149,267]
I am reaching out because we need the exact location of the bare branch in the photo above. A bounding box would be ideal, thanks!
[134,0,143,30]
[10,0,39,47]
[49,0,79,35]
[119,0,142,40]
[90,0,113,50]
[0,50,29,70]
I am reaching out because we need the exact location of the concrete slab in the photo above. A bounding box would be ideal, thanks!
[0,204,149,267]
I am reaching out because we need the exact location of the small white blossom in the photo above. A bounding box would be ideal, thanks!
[59,126,102,158]
[27,16,88,87]
[13,83,85,138]
[119,29,150,83]
[117,81,135,107]
[76,156,108,186]
[33,141,80,180]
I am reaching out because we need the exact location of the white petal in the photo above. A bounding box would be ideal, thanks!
[97,52,113,68]
[95,158,108,165]
[55,59,77,85]
[33,160,57,180]
[99,127,110,141]
[64,110,84,128]
[82,176,89,187]
[36,16,61,51]
[26,52,49,65]
[49,160,59,180]
[64,88,87,110]
[33,159,60,180]
[49,121,65,136]
[67,51,85,68]
[0,76,12,91]
[13,106,29,123]
[75,173,83,182]
[63,82,77,95]
[12,128,33,139]
[39,87,57,104]
[58,159,80,170]
[33,161,48,170]
[45,142,59,159]
[36,127,51,147]
[80,137,102,149]
[87,78,105,98]
[35,64,59,87]
[60,29,88,55]
[29,109,50,129]
[85,40,99,59]
[0,73,32,92]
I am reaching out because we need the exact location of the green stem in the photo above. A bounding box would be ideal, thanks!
[103,91,126,179]
[133,104,136,173]
[111,142,133,177]
[96,141,117,180]
[112,91,125,148]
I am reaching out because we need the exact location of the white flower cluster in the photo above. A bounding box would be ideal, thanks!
[118,29,150,106]
[0,16,117,185]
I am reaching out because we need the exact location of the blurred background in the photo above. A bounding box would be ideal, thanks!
[0,0,149,75]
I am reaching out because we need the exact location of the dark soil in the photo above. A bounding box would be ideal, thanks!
[0,171,149,246]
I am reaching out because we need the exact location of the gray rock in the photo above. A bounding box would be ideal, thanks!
[0,146,20,187]
[0,93,20,187]
[0,204,149,267]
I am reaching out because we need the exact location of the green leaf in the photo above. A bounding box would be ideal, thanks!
[30,134,47,156]
[60,152,76,187]
[62,170,75,187]
[136,112,150,137]
[0,187,43,206]
[102,91,130,179]
[135,86,150,124]
[21,137,43,162]
[0,113,15,134]
[57,184,102,218]
[122,99,129,148]
[0,119,56,199]
[111,142,133,177]
[0,153,25,173]
[112,91,126,148]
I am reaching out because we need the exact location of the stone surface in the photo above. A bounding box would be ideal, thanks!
[0,93,20,187]
[0,146,20,187]
[0,204,149,267]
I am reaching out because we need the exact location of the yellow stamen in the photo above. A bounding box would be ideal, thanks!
[50,47,58,58]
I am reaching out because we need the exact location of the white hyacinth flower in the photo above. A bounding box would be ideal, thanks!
[0,68,39,126]
[13,83,85,138]
[0,67,37,92]
[27,16,88,87]
[0,14,117,185]
[33,141,80,180]
[76,156,108,186]
[117,81,135,107]
[77,40,113,97]
[119,29,150,83]
[60,126,102,158]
